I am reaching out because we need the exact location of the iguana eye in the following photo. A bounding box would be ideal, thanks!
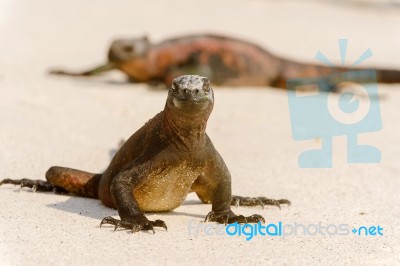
[202,78,211,93]
[171,81,179,93]
[123,45,134,53]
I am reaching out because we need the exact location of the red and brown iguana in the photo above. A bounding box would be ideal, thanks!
[0,75,290,233]
[50,34,400,90]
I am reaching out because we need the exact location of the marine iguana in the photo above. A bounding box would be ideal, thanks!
[50,34,400,90]
[0,75,290,233]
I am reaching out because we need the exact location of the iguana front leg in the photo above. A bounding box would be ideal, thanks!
[192,138,290,223]
[193,146,265,224]
[99,165,167,233]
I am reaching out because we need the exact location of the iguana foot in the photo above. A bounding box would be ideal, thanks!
[100,216,167,233]
[0,178,67,193]
[231,195,291,209]
[204,211,265,225]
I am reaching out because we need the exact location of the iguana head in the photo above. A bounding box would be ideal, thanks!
[108,36,151,62]
[166,75,214,117]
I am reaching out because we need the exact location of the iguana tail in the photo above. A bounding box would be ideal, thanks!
[375,69,400,84]
[49,62,115,77]
[273,58,400,90]
[0,166,102,199]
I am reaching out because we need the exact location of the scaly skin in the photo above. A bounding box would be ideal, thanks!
[0,75,290,233]
[49,34,400,90]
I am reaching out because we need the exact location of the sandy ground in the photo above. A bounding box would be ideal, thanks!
[0,0,400,265]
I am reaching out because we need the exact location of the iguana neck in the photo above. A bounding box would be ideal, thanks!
[162,109,208,151]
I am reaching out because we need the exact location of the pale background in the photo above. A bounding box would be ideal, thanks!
[0,0,399,265]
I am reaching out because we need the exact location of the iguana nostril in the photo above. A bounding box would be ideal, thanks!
[193,89,199,95]
[183,89,189,95]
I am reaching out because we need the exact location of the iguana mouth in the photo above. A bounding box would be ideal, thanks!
[172,97,211,111]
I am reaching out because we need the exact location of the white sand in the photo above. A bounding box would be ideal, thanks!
[0,0,399,265]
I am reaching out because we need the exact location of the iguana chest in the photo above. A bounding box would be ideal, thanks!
[133,161,203,212]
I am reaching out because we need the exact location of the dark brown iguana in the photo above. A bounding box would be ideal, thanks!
[0,75,290,233]
[49,34,400,90]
